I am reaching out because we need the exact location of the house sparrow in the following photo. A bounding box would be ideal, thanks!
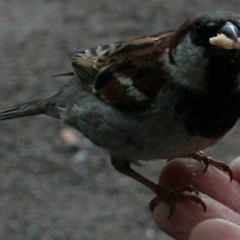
[1,10,240,218]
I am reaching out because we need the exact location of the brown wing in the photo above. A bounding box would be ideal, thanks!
[71,43,122,88]
[71,31,173,109]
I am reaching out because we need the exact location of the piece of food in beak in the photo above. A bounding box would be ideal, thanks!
[210,33,240,49]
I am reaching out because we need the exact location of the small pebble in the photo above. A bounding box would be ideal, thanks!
[145,228,156,239]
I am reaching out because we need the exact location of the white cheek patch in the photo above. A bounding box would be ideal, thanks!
[209,33,240,49]
[163,36,209,92]
[117,76,149,101]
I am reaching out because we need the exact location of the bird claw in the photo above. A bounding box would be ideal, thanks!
[149,185,206,219]
[189,151,233,181]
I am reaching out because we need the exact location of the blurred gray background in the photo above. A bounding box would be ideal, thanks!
[1,1,240,239]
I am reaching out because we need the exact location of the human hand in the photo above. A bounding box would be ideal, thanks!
[152,157,240,240]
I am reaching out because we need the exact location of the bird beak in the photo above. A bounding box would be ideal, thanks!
[219,22,239,42]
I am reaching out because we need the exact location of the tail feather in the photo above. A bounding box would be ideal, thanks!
[0,99,48,121]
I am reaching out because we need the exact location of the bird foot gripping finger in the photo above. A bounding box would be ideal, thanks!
[189,151,233,181]
[149,185,206,219]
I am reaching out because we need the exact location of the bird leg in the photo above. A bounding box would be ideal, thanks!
[111,156,206,219]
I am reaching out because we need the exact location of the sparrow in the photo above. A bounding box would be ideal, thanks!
[1,10,240,218]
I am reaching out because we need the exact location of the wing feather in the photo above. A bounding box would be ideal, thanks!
[70,31,173,109]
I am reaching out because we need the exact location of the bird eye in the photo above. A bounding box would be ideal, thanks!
[191,23,219,47]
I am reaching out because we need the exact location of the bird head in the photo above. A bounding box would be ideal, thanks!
[189,11,240,60]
